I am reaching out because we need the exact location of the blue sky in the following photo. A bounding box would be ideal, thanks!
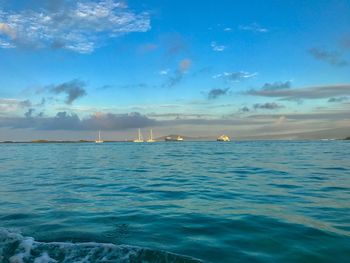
[0,0,350,140]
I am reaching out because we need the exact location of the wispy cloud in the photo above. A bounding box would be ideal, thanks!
[246,84,350,100]
[239,23,268,33]
[162,33,188,57]
[328,96,349,103]
[0,0,151,53]
[261,81,291,90]
[138,43,158,53]
[341,36,350,50]
[159,69,169,75]
[211,41,226,52]
[49,80,87,104]
[0,22,16,39]
[239,106,250,113]
[207,88,230,100]
[308,48,348,67]
[162,59,192,88]
[253,102,284,110]
[0,98,31,113]
[213,71,257,82]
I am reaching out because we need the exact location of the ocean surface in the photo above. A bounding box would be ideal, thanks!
[0,141,349,263]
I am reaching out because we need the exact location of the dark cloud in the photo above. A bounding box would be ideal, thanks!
[98,85,114,90]
[239,106,250,113]
[162,117,269,127]
[119,83,148,89]
[163,71,183,88]
[0,111,156,131]
[328,96,349,103]
[191,66,212,77]
[80,112,156,130]
[49,79,87,104]
[163,33,188,57]
[24,108,35,118]
[341,36,350,50]
[207,88,229,100]
[0,98,31,110]
[35,98,46,107]
[261,81,291,91]
[19,99,31,107]
[147,112,209,119]
[246,84,350,100]
[253,102,284,110]
[0,109,271,131]
[308,48,348,67]
[162,59,192,88]
[250,110,350,122]
[213,71,257,82]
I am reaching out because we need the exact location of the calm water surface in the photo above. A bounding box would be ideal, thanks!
[0,141,350,262]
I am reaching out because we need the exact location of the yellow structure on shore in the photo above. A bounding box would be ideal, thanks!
[217,135,230,141]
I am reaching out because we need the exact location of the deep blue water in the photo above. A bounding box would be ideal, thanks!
[0,141,350,262]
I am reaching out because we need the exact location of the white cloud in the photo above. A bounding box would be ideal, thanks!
[239,23,268,33]
[275,116,287,126]
[0,39,14,48]
[0,98,31,114]
[0,0,151,53]
[213,71,257,81]
[223,27,232,32]
[159,69,169,75]
[211,41,226,52]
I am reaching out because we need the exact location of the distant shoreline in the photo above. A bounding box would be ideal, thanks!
[1,138,349,143]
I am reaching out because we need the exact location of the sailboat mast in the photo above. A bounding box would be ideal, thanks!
[150,129,153,140]
[138,128,141,140]
[99,130,101,141]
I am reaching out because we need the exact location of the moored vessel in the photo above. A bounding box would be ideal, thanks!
[95,130,104,143]
[134,128,144,143]
[217,135,230,141]
[165,135,184,141]
[147,129,156,142]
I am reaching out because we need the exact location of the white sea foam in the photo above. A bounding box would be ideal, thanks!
[0,228,202,263]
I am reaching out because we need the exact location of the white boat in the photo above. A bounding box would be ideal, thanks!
[147,129,156,143]
[95,130,104,143]
[165,135,184,141]
[217,135,230,141]
[134,128,144,143]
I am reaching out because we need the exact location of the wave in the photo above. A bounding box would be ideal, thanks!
[0,228,202,263]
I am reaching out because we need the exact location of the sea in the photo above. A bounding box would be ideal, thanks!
[0,141,349,263]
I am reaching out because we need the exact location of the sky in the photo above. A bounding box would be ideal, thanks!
[0,0,350,140]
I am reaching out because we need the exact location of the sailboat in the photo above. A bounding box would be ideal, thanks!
[95,130,103,143]
[133,128,144,143]
[147,129,156,143]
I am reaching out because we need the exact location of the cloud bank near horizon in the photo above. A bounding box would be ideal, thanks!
[246,84,350,101]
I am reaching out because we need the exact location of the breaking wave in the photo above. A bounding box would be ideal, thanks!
[0,228,202,263]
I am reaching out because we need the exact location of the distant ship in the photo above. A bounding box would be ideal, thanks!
[217,135,230,142]
[134,128,144,143]
[165,135,184,141]
[95,130,104,143]
[147,129,156,143]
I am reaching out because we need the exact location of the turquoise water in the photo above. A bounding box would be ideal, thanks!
[0,141,350,262]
